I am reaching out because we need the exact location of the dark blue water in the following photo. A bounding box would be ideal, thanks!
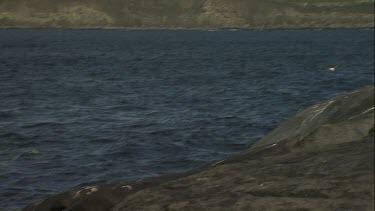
[0,29,374,210]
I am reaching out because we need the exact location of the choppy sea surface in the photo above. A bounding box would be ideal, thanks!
[0,29,374,210]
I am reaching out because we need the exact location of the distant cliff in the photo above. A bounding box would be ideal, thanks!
[0,0,374,29]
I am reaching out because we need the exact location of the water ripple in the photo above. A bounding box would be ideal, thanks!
[0,29,374,210]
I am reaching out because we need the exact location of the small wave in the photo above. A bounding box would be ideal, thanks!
[0,111,15,118]
[147,128,179,136]
[104,105,148,111]
[25,148,41,155]
[90,138,116,144]
[8,149,42,162]
[21,121,66,129]
[0,107,22,118]
[0,132,26,139]
[128,122,156,128]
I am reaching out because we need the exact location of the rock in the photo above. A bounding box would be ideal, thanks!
[22,173,197,211]
[23,85,374,211]
[252,85,374,150]
[113,135,374,211]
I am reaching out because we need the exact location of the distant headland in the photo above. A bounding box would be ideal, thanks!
[0,0,374,30]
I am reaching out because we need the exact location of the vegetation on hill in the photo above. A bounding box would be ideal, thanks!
[0,0,373,29]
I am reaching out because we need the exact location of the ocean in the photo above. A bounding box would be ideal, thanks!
[0,29,374,210]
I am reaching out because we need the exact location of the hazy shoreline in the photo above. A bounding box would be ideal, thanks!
[0,26,373,31]
[1,0,373,34]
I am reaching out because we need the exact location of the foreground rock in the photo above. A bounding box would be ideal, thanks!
[23,85,374,211]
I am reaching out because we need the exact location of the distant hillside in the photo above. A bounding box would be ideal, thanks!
[0,0,374,29]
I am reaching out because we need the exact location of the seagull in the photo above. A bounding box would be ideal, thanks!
[328,66,337,72]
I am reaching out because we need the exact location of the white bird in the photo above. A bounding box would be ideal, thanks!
[328,66,337,72]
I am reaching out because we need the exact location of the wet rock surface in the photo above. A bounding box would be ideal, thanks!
[23,86,374,211]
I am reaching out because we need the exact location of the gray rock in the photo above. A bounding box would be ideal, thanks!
[252,85,374,150]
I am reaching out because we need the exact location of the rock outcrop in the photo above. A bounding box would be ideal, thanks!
[0,0,374,29]
[23,85,374,211]
[253,86,374,150]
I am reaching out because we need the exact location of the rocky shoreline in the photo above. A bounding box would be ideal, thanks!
[23,85,374,211]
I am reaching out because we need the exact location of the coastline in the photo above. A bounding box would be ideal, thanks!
[1,0,373,33]
[0,25,374,31]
